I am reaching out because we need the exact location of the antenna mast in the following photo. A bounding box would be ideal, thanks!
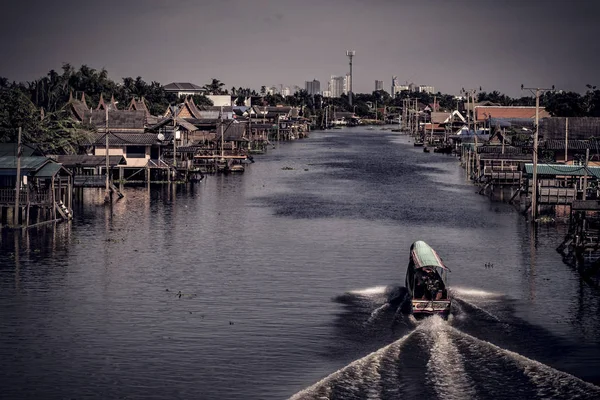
[346,50,355,106]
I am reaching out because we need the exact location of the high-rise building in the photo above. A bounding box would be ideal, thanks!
[344,74,351,95]
[305,79,320,95]
[330,75,346,98]
[375,80,384,91]
[391,76,400,96]
[282,87,291,97]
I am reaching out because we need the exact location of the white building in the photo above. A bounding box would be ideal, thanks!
[282,87,291,97]
[375,80,384,91]
[322,90,332,98]
[391,76,401,96]
[164,82,206,97]
[418,85,435,94]
[207,95,231,107]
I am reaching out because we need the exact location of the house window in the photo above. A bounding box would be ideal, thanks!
[126,146,146,158]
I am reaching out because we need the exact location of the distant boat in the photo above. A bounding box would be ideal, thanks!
[423,147,430,153]
[229,163,245,173]
[433,145,453,154]
[413,140,424,147]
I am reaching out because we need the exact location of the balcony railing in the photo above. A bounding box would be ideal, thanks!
[0,188,50,205]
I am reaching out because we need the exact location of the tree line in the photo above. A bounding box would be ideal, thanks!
[1,64,600,153]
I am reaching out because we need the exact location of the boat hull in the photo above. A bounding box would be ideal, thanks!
[411,299,451,317]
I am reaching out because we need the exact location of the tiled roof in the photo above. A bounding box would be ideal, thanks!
[475,106,550,122]
[69,99,91,121]
[219,121,246,141]
[93,133,162,146]
[431,112,452,124]
[147,117,198,132]
[83,110,146,130]
[541,117,600,140]
[164,82,205,91]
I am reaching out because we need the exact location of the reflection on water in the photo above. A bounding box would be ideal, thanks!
[1,129,599,400]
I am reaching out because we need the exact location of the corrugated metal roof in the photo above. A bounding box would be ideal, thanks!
[477,145,522,154]
[543,140,595,150]
[32,162,64,178]
[489,117,536,128]
[410,241,448,270]
[524,163,600,178]
[0,156,49,171]
[54,155,127,167]
[479,153,533,161]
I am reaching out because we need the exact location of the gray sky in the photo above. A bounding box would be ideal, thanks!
[1,0,598,96]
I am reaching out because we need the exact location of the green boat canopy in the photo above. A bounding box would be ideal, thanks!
[410,241,449,271]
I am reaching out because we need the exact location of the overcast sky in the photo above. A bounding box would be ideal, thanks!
[1,0,598,96]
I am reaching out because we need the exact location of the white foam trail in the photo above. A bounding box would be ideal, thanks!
[288,330,416,400]
[447,325,600,398]
[451,287,500,298]
[365,303,389,325]
[364,357,382,400]
[423,316,478,400]
[349,286,388,296]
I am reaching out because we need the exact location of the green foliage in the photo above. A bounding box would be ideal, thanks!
[0,86,93,154]
[0,87,42,142]
[191,95,214,107]
[203,78,226,95]
[235,96,246,106]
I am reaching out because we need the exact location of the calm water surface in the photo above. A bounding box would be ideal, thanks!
[1,128,600,399]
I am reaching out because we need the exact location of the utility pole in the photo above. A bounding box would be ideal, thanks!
[13,127,22,227]
[430,95,436,144]
[220,105,224,159]
[248,104,252,150]
[521,84,555,221]
[173,109,177,168]
[104,107,110,203]
[346,50,355,106]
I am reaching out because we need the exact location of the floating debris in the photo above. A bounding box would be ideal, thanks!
[282,166,294,170]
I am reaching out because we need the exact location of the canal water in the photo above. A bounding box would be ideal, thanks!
[1,128,599,400]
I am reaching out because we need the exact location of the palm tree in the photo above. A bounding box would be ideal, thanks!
[203,78,225,95]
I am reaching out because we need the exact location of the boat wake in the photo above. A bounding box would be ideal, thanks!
[291,289,600,400]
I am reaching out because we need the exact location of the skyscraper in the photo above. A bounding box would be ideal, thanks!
[391,76,400,96]
[305,79,320,95]
[330,76,345,98]
[375,80,384,91]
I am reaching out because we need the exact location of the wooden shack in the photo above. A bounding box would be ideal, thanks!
[0,147,73,228]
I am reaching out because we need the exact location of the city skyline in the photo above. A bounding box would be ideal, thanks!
[1,0,598,97]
